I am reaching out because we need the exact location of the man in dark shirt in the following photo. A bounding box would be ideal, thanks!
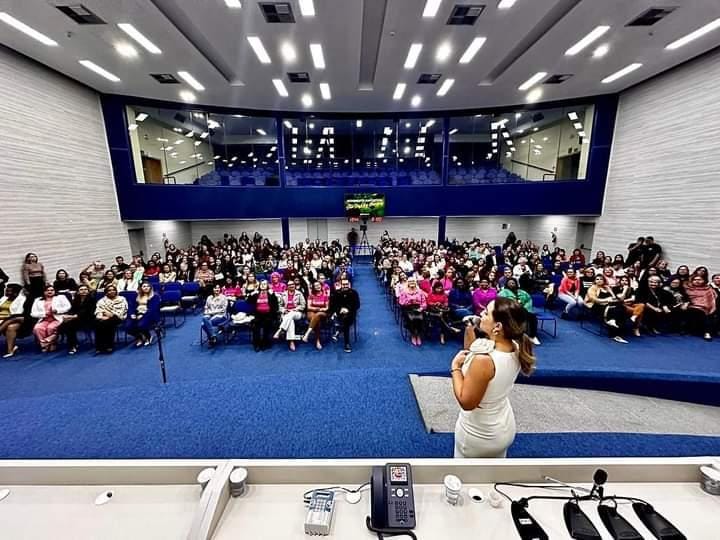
[625,237,645,267]
[114,256,129,272]
[329,278,360,353]
[641,236,662,268]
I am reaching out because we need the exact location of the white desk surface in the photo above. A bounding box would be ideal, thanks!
[0,484,201,540]
[212,481,720,540]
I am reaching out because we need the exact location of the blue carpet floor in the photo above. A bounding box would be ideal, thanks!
[0,265,718,459]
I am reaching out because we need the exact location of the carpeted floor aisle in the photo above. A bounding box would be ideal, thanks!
[0,264,717,459]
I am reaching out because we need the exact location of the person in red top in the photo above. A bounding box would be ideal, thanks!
[247,280,278,351]
[568,249,586,266]
[557,268,585,318]
[302,281,330,350]
[418,270,432,295]
[426,281,451,344]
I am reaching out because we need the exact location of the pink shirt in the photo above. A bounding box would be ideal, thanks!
[271,281,287,294]
[42,299,54,321]
[399,289,427,311]
[472,288,497,314]
[308,292,328,309]
[256,292,270,313]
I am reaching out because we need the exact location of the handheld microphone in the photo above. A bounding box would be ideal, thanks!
[589,469,608,500]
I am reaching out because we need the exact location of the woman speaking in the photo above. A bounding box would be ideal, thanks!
[450,297,535,458]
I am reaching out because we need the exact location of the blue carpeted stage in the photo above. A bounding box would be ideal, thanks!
[0,265,718,459]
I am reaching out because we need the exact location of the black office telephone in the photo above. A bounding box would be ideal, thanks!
[367,463,417,538]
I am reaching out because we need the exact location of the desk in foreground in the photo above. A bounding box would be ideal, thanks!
[0,458,718,539]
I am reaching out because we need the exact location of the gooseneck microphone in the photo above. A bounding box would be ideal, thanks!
[589,469,608,500]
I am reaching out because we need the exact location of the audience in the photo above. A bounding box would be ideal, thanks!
[248,280,279,351]
[31,284,71,353]
[60,284,96,355]
[22,253,46,299]
[0,284,27,358]
[329,278,360,353]
[303,281,329,350]
[398,276,427,347]
[94,285,128,354]
[127,282,159,347]
[275,281,306,351]
[201,284,229,348]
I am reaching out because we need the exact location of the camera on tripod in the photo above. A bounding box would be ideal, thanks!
[360,214,369,232]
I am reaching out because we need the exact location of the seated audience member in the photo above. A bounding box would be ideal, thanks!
[579,267,596,296]
[31,285,71,353]
[0,284,27,358]
[94,285,128,354]
[97,270,117,291]
[201,284,229,348]
[637,276,673,334]
[512,257,532,282]
[557,268,584,318]
[674,265,691,286]
[685,275,717,341]
[274,281,306,351]
[144,261,160,278]
[302,281,329,350]
[22,253,46,299]
[591,250,606,268]
[664,277,690,332]
[498,278,540,345]
[114,256,129,272]
[195,262,215,298]
[399,255,414,274]
[656,260,672,283]
[472,278,497,316]
[53,270,78,298]
[418,270,433,295]
[78,271,97,292]
[127,282,159,347]
[130,263,146,283]
[497,267,513,289]
[614,275,644,337]
[585,275,628,344]
[398,277,427,347]
[116,269,139,292]
[248,280,278,351]
[602,266,618,288]
[426,281,451,345]
[436,268,454,293]
[568,249,585,266]
[0,266,8,298]
[532,263,552,294]
[692,266,710,282]
[221,277,242,301]
[329,278,360,353]
[83,260,106,282]
[611,255,626,277]
[449,277,474,320]
[242,273,259,298]
[158,264,177,283]
[712,274,720,297]
[60,284,96,354]
[394,272,408,298]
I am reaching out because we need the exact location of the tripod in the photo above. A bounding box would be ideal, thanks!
[154,326,168,384]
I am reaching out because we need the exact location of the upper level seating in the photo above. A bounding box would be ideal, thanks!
[448,166,523,185]
[195,167,279,186]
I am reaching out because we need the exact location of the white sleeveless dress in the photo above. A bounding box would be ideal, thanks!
[454,340,521,458]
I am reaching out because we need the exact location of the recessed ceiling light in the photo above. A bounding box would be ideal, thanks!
[666,17,720,50]
[436,78,455,96]
[393,83,407,100]
[425,119,436,128]
[180,90,196,102]
[301,93,313,107]
[284,120,292,129]
[0,12,57,46]
[592,43,610,58]
[449,128,458,135]
[492,141,497,147]
[319,83,331,100]
[177,71,205,91]
[356,120,363,128]
[497,0,517,8]
[185,131,194,137]
[128,124,138,131]
[458,36,487,64]
[526,87,543,103]
[411,95,422,107]
[518,72,547,91]
[542,136,548,142]
[565,26,610,56]
[272,78,289,97]
[174,139,183,144]
[299,0,316,16]
[404,44,423,69]
[157,137,168,142]
[78,60,120,82]
[280,42,297,62]
[247,36,271,64]
[578,131,586,137]
[568,112,579,121]
[601,63,642,84]
[309,123,315,129]
[422,0,443,18]
[309,43,326,69]
[115,42,138,58]
[135,113,148,122]
[502,131,510,138]
[256,129,267,135]
[491,133,498,139]
[436,42,452,62]
[573,122,583,130]
[225,0,241,7]
[117,23,161,54]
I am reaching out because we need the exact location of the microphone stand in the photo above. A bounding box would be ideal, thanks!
[154,326,168,384]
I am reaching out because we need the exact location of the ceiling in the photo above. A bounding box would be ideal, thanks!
[2,0,720,113]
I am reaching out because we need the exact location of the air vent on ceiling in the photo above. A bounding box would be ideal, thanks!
[56,4,106,24]
[150,73,180,84]
[626,7,677,27]
[418,73,442,84]
[287,72,311,83]
[259,2,295,23]
[447,4,485,25]
[543,74,573,84]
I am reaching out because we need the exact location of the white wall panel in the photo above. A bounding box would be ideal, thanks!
[190,220,282,244]
[326,218,439,246]
[446,217,529,245]
[595,49,720,271]
[288,219,308,245]
[0,47,130,280]
[526,216,581,252]
[126,221,192,255]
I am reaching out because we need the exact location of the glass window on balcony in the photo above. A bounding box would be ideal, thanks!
[398,118,442,185]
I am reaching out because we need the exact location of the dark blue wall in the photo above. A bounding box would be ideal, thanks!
[100,94,618,221]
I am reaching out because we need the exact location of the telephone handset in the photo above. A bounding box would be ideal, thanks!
[369,463,416,531]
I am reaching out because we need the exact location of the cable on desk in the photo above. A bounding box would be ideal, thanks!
[302,482,370,503]
[493,482,575,503]
[365,516,417,540]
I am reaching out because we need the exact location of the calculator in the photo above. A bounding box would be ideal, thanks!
[304,490,336,536]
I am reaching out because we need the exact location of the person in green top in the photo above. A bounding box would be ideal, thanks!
[498,278,540,345]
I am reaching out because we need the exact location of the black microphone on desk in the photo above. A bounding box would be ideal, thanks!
[589,469,607,500]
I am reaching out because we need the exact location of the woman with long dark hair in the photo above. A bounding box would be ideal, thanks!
[22,253,46,299]
[451,297,535,458]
